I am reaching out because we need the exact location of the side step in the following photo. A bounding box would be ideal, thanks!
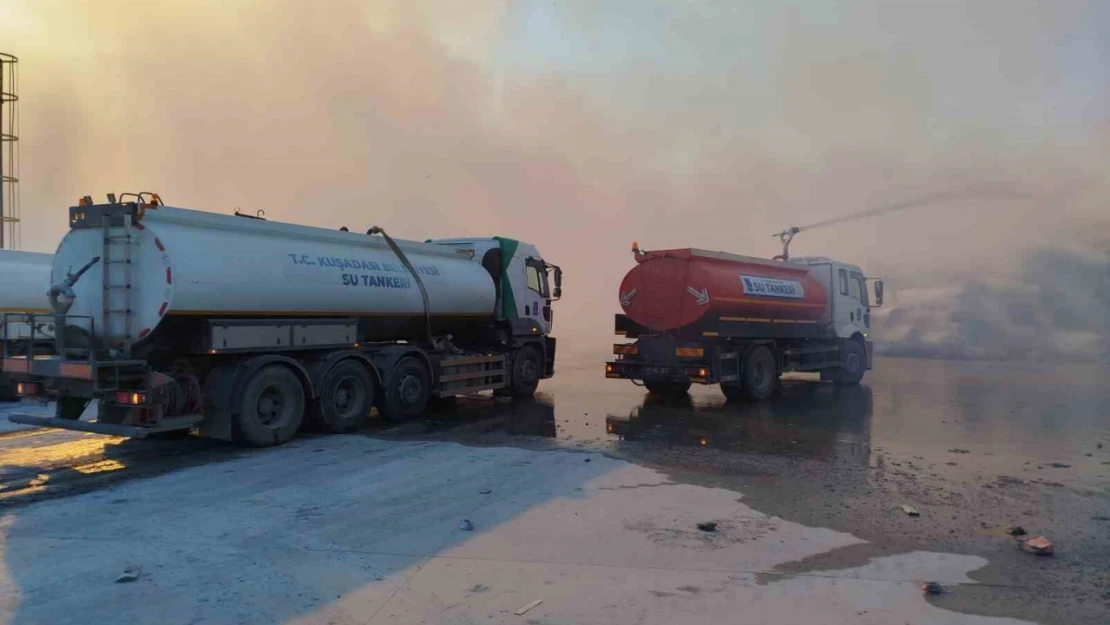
[8,413,201,438]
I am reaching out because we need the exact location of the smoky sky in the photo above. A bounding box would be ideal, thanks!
[2,0,1107,359]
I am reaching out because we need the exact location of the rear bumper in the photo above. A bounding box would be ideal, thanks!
[605,360,713,384]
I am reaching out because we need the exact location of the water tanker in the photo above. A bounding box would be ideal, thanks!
[607,241,883,401]
[0,251,56,400]
[9,194,562,446]
[618,248,829,331]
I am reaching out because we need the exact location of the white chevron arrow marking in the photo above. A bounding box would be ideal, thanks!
[687,286,710,306]
[620,288,638,307]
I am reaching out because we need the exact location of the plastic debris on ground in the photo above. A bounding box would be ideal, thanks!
[1006,526,1027,536]
[115,566,142,583]
[514,599,543,616]
[921,582,944,595]
[460,519,474,531]
[1018,535,1054,555]
[900,504,920,517]
[696,521,718,532]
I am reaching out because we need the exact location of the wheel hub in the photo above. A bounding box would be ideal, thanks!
[398,374,423,406]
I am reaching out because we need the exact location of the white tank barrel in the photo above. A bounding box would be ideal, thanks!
[0,250,53,313]
[52,206,497,342]
[0,250,54,342]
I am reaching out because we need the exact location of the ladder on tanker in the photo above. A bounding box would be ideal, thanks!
[101,210,135,355]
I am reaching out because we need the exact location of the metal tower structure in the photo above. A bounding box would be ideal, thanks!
[0,52,19,249]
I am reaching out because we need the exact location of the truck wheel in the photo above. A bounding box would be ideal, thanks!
[740,345,777,400]
[381,357,430,422]
[510,346,542,398]
[316,360,374,434]
[834,341,866,386]
[644,381,691,397]
[236,365,305,447]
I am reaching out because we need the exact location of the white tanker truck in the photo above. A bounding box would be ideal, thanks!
[7,193,562,446]
[0,250,56,400]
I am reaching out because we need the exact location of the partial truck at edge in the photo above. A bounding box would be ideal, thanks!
[0,250,56,401]
[5,193,562,446]
[606,236,882,400]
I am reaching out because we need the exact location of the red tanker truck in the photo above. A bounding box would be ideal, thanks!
[606,235,884,400]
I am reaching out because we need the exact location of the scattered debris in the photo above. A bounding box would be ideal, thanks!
[460,519,473,531]
[1006,526,1027,536]
[1049,462,1071,468]
[1098,443,1104,450]
[921,582,944,595]
[514,598,543,616]
[469,584,490,593]
[115,566,142,583]
[1092,516,1110,522]
[584,458,591,462]
[900,505,920,517]
[696,521,718,532]
[1018,535,1054,555]
[479,489,492,495]
[948,448,971,454]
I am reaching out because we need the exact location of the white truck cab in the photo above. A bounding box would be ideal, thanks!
[789,256,878,340]
[429,237,562,336]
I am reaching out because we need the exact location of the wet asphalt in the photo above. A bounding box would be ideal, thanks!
[1,354,1107,624]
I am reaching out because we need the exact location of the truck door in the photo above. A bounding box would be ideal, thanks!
[832,265,868,336]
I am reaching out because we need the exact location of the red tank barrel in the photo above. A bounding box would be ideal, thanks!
[618,248,828,331]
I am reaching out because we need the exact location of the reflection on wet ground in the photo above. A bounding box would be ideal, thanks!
[0,356,1108,623]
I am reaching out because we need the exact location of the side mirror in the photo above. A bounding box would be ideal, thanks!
[553,267,563,300]
[874,280,884,307]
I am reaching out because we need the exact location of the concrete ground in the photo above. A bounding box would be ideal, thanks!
[0,433,1030,625]
[1,355,1106,624]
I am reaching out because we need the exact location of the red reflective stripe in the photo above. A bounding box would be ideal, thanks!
[158,302,168,316]
[166,267,172,284]
[155,237,165,251]
[138,328,151,339]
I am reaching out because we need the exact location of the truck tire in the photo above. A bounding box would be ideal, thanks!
[381,357,430,422]
[236,365,305,447]
[510,346,542,398]
[644,381,691,398]
[833,341,866,386]
[315,360,374,434]
[740,345,777,400]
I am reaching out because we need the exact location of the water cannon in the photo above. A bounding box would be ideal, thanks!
[772,226,800,262]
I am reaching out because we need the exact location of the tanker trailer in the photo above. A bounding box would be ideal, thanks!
[0,250,56,401]
[606,239,882,400]
[9,193,561,446]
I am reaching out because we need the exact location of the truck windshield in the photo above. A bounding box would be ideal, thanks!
[526,261,550,298]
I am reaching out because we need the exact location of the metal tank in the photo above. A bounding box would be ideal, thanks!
[0,250,54,342]
[0,250,52,313]
[618,248,828,332]
[51,205,497,343]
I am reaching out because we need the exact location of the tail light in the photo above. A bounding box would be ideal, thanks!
[16,382,43,396]
[115,391,147,406]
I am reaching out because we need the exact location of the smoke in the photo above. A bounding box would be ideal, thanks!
[876,247,1110,362]
[3,0,1108,358]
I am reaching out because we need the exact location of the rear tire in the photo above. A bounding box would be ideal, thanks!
[740,345,777,400]
[833,340,866,386]
[644,381,692,398]
[315,360,374,433]
[236,365,305,447]
[381,357,430,422]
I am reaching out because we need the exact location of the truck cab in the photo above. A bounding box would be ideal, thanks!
[429,237,562,336]
[788,256,874,341]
